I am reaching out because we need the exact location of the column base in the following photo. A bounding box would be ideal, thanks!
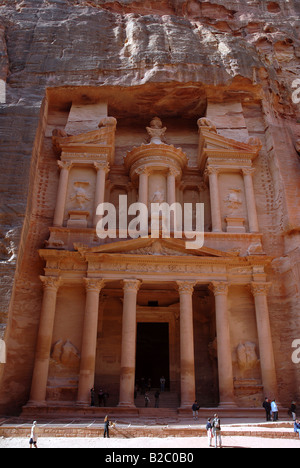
[118,402,136,409]
[218,401,238,409]
[25,400,47,408]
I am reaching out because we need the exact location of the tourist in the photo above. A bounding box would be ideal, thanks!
[98,388,104,407]
[263,397,271,422]
[294,420,300,439]
[212,414,222,448]
[155,390,160,408]
[192,400,199,420]
[271,399,279,421]
[144,393,150,407]
[104,415,110,438]
[160,376,166,392]
[290,402,297,421]
[206,418,213,447]
[90,387,95,406]
[29,421,38,449]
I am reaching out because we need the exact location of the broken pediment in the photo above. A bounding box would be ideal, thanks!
[52,117,117,164]
[74,237,238,259]
[197,125,262,172]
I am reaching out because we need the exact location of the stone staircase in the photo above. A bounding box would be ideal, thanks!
[135,389,180,411]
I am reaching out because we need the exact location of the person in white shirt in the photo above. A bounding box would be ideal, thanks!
[29,421,38,448]
[271,400,279,422]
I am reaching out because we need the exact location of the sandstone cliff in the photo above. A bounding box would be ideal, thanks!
[0,0,300,413]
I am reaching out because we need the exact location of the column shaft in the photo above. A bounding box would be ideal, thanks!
[53,162,71,227]
[207,168,222,233]
[138,170,149,207]
[29,276,61,406]
[243,169,259,233]
[210,282,236,408]
[119,279,141,407]
[251,282,278,399]
[177,281,196,408]
[77,279,105,406]
[93,163,109,227]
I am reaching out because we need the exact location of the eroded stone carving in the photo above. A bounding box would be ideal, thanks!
[70,181,91,209]
[237,342,259,371]
[51,340,81,369]
[197,117,217,134]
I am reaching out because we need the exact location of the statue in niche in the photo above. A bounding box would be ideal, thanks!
[151,189,166,204]
[146,117,167,144]
[295,139,300,154]
[70,181,91,209]
[237,342,259,371]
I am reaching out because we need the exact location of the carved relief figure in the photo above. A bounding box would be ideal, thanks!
[237,342,259,371]
[197,117,217,134]
[224,188,242,211]
[70,181,91,209]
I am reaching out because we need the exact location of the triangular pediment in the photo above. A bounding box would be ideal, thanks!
[74,237,238,258]
[198,127,262,171]
[52,118,117,155]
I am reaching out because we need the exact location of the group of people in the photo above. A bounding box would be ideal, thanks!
[90,387,110,407]
[206,415,222,448]
[262,398,279,422]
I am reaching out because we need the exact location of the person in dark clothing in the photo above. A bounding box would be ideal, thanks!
[90,387,95,407]
[263,398,271,421]
[104,415,110,438]
[155,390,160,408]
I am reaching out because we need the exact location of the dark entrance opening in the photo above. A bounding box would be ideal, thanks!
[136,323,170,390]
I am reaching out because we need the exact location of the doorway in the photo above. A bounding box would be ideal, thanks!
[136,323,170,389]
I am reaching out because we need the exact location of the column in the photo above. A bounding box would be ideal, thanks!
[210,281,236,408]
[243,168,259,233]
[93,162,110,227]
[119,279,141,407]
[28,276,61,406]
[177,281,196,408]
[77,278,105,406]
[137,167,149,207]
[167,168,179,234]
[53,161,72,227]
[250,282,279,399]
[206,167,222,233]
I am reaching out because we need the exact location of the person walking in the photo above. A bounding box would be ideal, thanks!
[263,398,271,422]
[104,415,110,438]
[206,418,213,447]
[271,399,279,422]
[29,421,38,449]
[212,414,222,448]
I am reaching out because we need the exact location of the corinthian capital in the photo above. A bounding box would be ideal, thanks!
[209,281,229,296]
[40,276,62,291]
[177,281,196,295]
[84,278,106,293]
[250,282,272,297]
[123,279,141,293]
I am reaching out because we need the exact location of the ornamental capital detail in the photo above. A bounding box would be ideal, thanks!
[249,282,272,297]
[209,281,229,296]
[40,275,62,291]
[84,278,106,292]
[177,281,196,295]
[123,279,141,293]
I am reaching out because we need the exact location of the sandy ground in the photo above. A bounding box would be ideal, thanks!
[0,436,299,449]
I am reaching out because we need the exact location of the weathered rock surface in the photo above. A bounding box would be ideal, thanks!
[0,0,300,413]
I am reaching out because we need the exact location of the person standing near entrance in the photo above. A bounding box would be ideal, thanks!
[155,390,160,408]
[160,376,166,392]
[263,397,271,421]
[271,399,279,421]
[212,414,222,449]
